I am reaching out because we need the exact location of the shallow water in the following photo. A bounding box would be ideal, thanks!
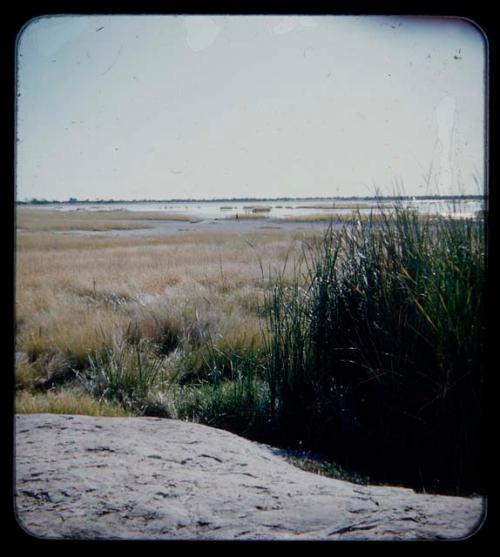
[21,197,484,220]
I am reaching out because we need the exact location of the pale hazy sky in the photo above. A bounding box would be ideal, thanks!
[16,15,486,201]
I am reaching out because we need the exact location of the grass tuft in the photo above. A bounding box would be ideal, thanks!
[15,386,131,417]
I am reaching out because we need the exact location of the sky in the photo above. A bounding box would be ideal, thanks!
[16,15,486,201]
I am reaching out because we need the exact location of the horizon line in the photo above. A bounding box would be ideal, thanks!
[17,194,486,204]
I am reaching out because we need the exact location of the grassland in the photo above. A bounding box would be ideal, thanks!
[15,207,307,414]
[15,205,486,495]
[16,209,201,232]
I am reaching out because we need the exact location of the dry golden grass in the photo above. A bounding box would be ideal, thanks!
[15,210,311,391]
[15,354,39,390]
[16,208,201,232]
[16,386,131,416]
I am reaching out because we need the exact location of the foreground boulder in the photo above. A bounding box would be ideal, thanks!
[15,413,485,541]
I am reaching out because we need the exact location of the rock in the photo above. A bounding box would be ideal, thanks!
[15,413,485,541]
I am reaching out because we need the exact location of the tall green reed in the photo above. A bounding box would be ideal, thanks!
[262,206,485,494]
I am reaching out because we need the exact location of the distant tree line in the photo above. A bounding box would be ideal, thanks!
[17,194,485,205]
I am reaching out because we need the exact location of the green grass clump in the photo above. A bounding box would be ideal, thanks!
[283,451,371,485]
[261,207,485,495]
[173,375,270,434]
[76,338,170,414]
[167,333,272,435]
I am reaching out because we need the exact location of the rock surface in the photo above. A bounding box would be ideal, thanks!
[15,413,485,541]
